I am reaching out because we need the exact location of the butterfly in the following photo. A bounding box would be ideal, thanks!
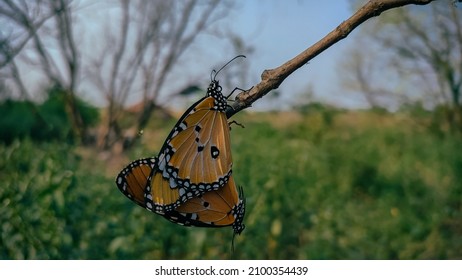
[138,55,245,214]
[116,157,245,234]
[116,55,246,234]
[150,77,234,213]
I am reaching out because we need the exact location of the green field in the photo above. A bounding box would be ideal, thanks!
[1,109,461,259]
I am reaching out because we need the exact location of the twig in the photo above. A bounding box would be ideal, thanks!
[226,0,436,118]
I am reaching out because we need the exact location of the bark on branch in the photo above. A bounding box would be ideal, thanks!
[226,0,436,118]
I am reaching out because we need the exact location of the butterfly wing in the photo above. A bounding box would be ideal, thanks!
[115,157,157,207]
[163,175,246,235]
[164,97,232,182]
[152,80,233,211]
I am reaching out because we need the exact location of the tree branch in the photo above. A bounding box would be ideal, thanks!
[226,0,436,118]
[0,2,56,68]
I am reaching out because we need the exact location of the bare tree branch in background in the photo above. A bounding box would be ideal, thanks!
[339,43,397,109]
[340,0,461,131]
[135,0,223,139]
[0,0,87,141]
[0,1,54,97]
[52,0,85,140]
[89,0,233,150]
[0,1,57,69]
[384,2,462,131]
[89,0,133,149]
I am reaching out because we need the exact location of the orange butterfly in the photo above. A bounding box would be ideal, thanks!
[116,56,246,234]
[149,76,234,213]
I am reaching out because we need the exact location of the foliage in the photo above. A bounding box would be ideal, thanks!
[1,109,461,259]
[0,100,38,144]
[0,88,98,145]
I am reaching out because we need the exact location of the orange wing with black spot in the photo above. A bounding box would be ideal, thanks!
[150,79,234,212]
[162,175,245,235]
[115,157,156,207]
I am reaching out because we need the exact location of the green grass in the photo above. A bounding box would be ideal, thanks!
[1,109,461,259]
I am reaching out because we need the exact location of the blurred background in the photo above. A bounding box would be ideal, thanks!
[1,0,461,259]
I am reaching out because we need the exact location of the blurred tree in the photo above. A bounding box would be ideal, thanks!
[0,0,86,142]
[343,0,462,132]
[88,0,241,150]
[339,38,399,110]
[0,0,245,148]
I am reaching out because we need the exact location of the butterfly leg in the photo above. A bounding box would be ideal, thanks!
[228,120,245,130]
[226,86,253,99]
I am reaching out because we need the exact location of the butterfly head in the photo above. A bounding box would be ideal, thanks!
[207,55,246,112]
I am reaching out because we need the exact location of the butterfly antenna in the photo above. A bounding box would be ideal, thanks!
[210,69,217,82]
[212,55,246,81]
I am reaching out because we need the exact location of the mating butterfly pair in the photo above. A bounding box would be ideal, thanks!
[116,56,246,236]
